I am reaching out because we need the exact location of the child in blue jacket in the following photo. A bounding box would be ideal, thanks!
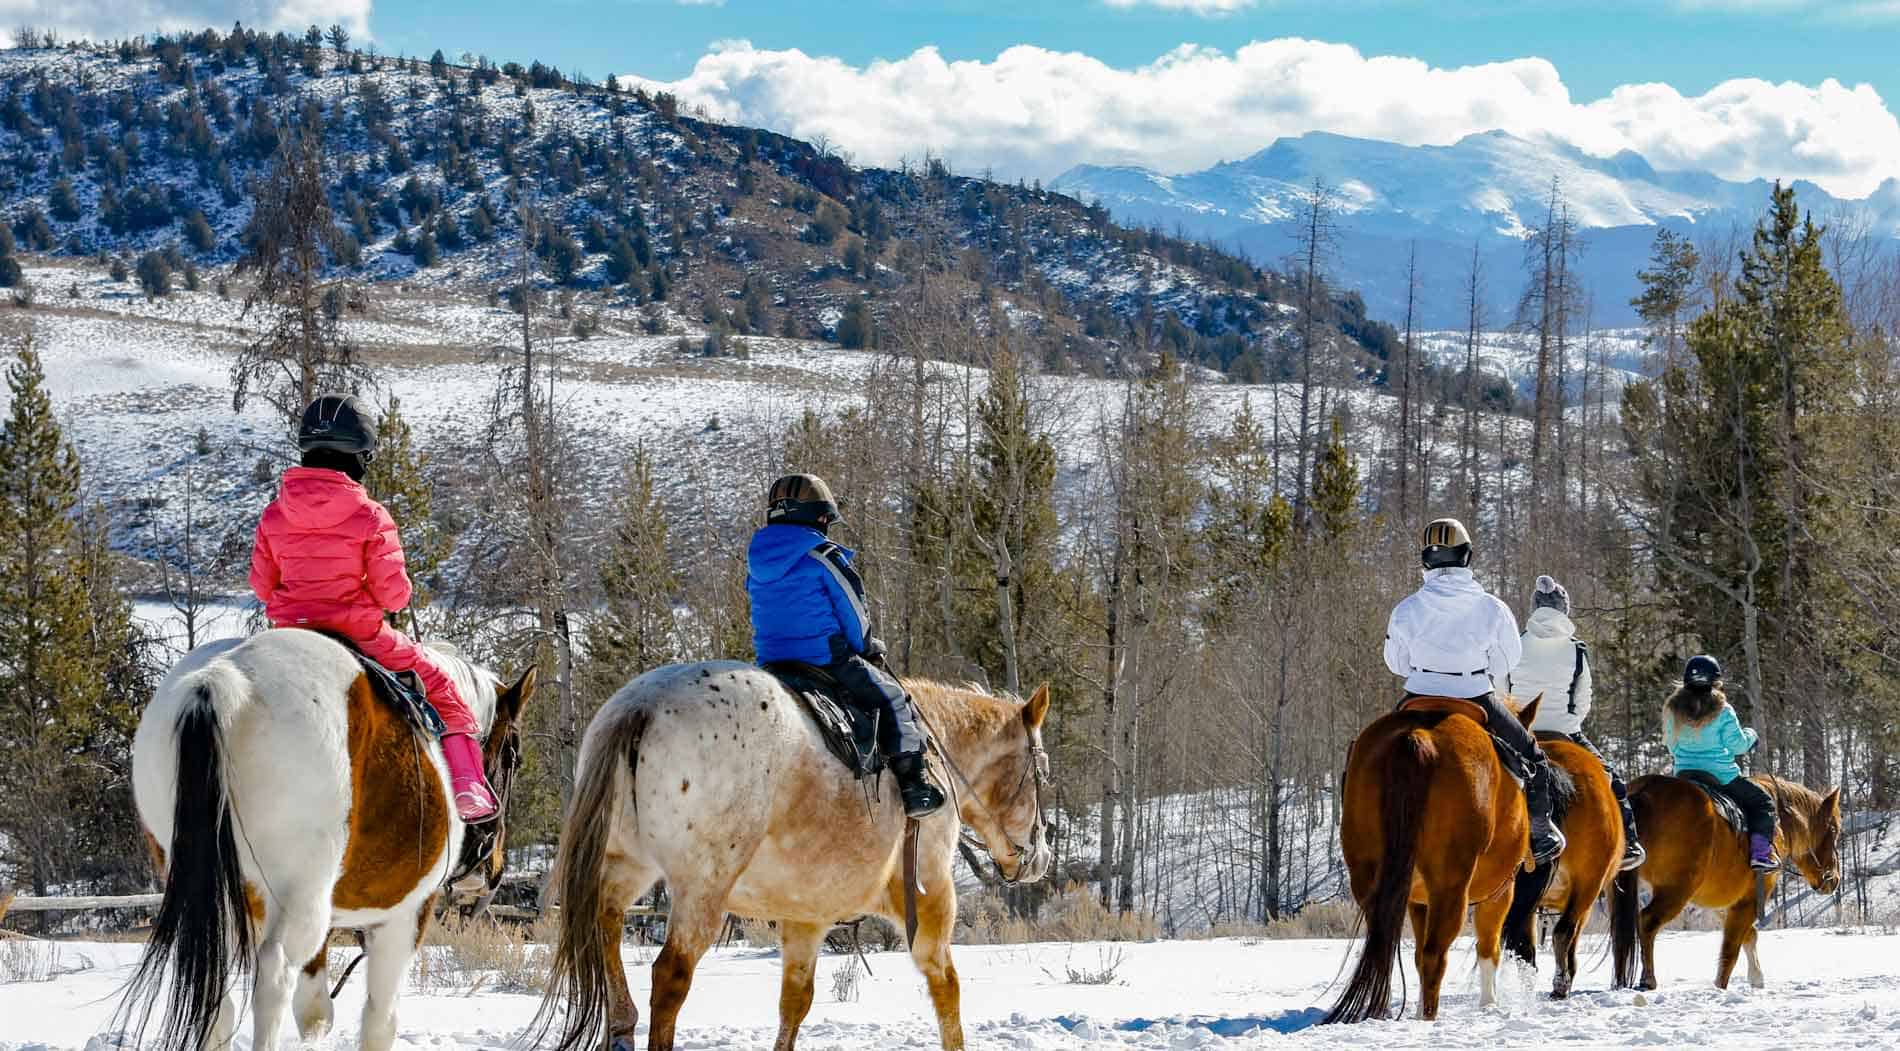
[1665,655,1777,870]
[747,474,945,818]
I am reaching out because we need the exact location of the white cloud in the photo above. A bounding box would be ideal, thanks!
[0,1,372,46]
[1101,0,1261,14]
[630,37,1900,198]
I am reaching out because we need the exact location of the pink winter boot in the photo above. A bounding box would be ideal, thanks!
[442,733,500,823]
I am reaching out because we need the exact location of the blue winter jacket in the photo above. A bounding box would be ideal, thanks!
[1664,701,1759,784]
[746,524,869,666]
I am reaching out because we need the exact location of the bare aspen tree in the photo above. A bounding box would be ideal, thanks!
[1289,177,1339,519]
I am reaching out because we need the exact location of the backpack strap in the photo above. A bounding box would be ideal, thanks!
[1568,639,1588,715]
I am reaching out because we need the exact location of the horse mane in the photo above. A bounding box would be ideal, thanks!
[904,678,1024,742]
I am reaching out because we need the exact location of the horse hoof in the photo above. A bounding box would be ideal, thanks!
[1550,987,1570,1001]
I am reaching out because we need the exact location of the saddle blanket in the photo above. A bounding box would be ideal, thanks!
[318,630,446,739]
[1676,770,1749,836]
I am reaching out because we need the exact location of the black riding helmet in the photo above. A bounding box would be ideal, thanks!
[766,473,841,533]
[1683,654,1723,687]
[298,394,380,457]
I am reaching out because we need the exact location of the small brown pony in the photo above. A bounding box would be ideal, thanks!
[535,663,1053,1051]
[1502,735,1623,999]
[1325,694,1542,1024]
[1612,773,1842,991]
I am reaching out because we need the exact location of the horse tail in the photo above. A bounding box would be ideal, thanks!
[534,703,651,1051]
[1325,726,1435,1025]
[116,666,254,1050]
[1504,861,1555,965]
[1610,866,1641,987]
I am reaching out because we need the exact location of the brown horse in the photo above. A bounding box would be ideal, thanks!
[1612,774,1842,991]
[1502,735,1623,999]
[535,664,1053,1051]
[1325,694,1541,1024]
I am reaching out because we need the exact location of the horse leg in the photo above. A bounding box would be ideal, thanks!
[1637,884,1690,991]
[648,891,728,1051]
[1472,889,1512,1009]
[905,889,966,1051]
[1716,903,1753,990]
[1416,887,1469,1021]
[772,921,824,1051]
[1550,897,1587,1000]
[1742,923,1764,989]
[252,894,333,1051]
[601,861,660,1051]
[292,942,335,1039]
[358,900,432,1051]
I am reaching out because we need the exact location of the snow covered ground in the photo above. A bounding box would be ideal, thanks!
[5,927,1900,1049]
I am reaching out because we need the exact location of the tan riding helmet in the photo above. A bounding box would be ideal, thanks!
[766,473,841,531]
[1421,517,1473,569]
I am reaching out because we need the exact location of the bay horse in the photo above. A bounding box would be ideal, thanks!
[1325,694,1542,1024]
[1502,735,1622,999]
[117,628,535,1051]
[535,663,1054,1051]
[1612,773,1841,991]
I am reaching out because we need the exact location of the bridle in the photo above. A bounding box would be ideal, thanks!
[447,723,522,890]
[926,716,1050,885]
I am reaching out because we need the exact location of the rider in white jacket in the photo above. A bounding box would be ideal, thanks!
[1385,519,1565,865]
[1509,575,1645,870]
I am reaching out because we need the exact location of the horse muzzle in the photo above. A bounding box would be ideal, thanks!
[1004,842,1053,885]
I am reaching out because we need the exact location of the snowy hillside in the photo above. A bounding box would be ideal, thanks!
[8,927,1900,1048]
[1053,130,1900,327]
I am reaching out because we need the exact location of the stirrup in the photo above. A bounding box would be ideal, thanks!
[1531,824,1566,866]
[1619,841,1647,872]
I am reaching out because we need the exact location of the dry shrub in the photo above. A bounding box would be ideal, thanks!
[412,915,552,995]
[957,884,1158,945]
[0,938,88,983]
[829,954,862,1002]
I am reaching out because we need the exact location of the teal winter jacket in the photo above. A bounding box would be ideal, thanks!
[1664,701,1758,784]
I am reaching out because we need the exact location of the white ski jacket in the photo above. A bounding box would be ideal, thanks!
[1510,606,1593,735]
[1383,567,1521,699]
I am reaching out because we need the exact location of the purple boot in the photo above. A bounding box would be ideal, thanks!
[1748,833,1779,871]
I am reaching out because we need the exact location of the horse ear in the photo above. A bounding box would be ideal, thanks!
[1023,683,1051,730]
[1515,692,1543,729]
[1825,786,1842,816]
[499,666,538,724]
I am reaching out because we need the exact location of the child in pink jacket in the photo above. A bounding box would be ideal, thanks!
[250,395,498,822]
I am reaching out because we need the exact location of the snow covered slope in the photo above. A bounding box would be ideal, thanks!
[1054,130,1900,328]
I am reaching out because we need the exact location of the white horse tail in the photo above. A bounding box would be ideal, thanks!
[537,702,652,1051]
[117,663,255,1050]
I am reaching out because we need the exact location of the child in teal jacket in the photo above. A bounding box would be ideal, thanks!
[1664,655,1777,869]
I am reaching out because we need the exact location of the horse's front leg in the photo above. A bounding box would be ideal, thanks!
[772,922,825,1051]
[902,889,964,1050]
[360,896,434,1051]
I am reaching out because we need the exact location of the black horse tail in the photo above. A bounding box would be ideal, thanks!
[1325,726,1434,1025]
[115,676,254,1050]
[1610,867,1641,988]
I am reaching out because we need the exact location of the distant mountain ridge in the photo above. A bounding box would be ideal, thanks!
[1053,130,1900,327]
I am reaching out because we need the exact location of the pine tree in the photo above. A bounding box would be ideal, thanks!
[0,340,144,892]
[581,447,680,703]
[362,397,452,619]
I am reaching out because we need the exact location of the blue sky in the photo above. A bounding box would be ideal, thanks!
[368,0,1898,108]
[13,0,1900,195]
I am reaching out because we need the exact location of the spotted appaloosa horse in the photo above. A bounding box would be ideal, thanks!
[118,628,535,1051]
[535,663,1054,1051]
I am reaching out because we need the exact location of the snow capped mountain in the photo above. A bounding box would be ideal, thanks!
[1054,131,1900,327]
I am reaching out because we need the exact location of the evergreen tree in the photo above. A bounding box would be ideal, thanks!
[0,340,145,892]
[362,397,452,620]
[581,447,680,702]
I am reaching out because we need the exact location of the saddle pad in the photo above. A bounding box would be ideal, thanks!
[1675,771,1749,836]
[762,662,883,780]
[317,630,446,739]
[1398,695,1489,726]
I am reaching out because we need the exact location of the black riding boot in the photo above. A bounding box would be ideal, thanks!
[1616,790,1646,871]
[1525,757,1567,866]
[890,753,946,819]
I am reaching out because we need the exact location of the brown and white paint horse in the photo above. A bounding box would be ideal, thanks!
[536,663,1054,1051]
[118,628,534,1051]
